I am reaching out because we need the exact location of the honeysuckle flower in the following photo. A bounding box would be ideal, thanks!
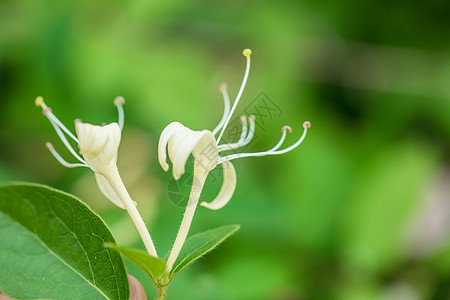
[35,96,126,208]
[36,96,158,257]
[159,48,310,271]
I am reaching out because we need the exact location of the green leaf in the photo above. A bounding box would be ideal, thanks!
[171,224,240,275]
[0,183,129,300]
[106,244,166,281]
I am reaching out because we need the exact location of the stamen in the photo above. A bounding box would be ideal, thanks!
[47,117,87,165]
[46,142,87,168]
[212,83,231,136]
[219,115,256,153]
[268,125,291,152]
[216,49,252,144]
[35,97,79,143]
[270,122,310,154]
[238,116,248,143]
[47,112,79,143]
[218,121,310,164]
[217,115,248,151]
[242,115,255,145]
[282,125,293,133]
[114,96,125,130]
[35,96,47,110]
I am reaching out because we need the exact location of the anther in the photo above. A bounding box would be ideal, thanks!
[219,83,227,91]
[281,125,292,133]
[45,142,54,150]
[35,96,44,107]
[240,116,247,123]
[243,49,252,57]
[114,96,125,106]
[303,121,311,129]
[248,115,255,122]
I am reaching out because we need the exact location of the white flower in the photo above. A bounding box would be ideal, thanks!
[75,122,121,175]
[159,48,310,211]
[160,48,310,272]
[36,96,159,257]
[35,96,128,209]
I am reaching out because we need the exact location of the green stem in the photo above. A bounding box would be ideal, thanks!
[156,286,168,300]
[105,167,158,257]
[165,160,209,272]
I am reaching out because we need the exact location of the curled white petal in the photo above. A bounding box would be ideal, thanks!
[95,174,126,209]
[158,122,184,172]
[95,174,137,209]
[200,160,236,210]
[75,122,121,174]
[158,122,218,180]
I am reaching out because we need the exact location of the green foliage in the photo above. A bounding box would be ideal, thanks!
[171,225,240,275]
[105,244,166,281]
[0,183,129,300]
[0,0,448,298]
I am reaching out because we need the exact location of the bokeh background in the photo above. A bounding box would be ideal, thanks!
[0,0,449,299]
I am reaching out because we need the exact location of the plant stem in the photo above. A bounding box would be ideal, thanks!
[157,286,168,300]
[165,161,208,271]
[106,167,158,257]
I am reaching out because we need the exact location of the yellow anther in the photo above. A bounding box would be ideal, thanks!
[243,48,252,57]
[35,96,44,107]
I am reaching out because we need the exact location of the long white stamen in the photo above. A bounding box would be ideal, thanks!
[268,125,291,152]
[218,115,248,151]
[46,142,87,168]
[218,115,256,152]
[48,117,87,164]
[216,49,252,144]
[270,122,310,154]
[212,84,231,135]
[241,114,255,145]
[218,121,310,164]
[46,112,79,143]
[114,96,125,130]
[35,97,79,143]
[237,115,248,143]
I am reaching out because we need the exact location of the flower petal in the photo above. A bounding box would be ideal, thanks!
[95,173,126,209]
[158,122,184,172]
[200,160,236,210]
[95,174,138,209]
[76,122,121,174]
[158,122,218,180]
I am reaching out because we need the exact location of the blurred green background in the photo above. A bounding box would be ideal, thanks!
[0,0,449,299]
